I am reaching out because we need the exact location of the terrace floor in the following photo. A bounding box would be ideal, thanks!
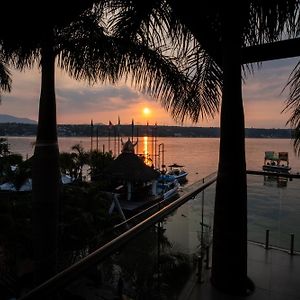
[180,242,300,300]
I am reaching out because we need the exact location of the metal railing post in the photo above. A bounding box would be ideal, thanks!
[197,255,204,283]
[290,233,294,255]
[205,246,210,269]
[265,229,270,249]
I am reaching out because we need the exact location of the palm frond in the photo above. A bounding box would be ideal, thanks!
[0,58,12,103]
[243,0,300,45]
[56,10,221,124]
[166,45,221,123]
[282,60,300,155]
[292,126,300,156]
[103,0,222,123]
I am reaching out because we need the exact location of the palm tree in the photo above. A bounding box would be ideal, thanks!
[108,0,300,295]
[70,143,89,181]
[1,1,199,285]
[1,1,96,285]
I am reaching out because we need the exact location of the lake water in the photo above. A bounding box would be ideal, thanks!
[4,136,300,181]
[3,136,300,252]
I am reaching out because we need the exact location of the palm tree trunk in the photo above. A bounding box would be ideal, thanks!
[32,28,60,284]
[211,8,253,295]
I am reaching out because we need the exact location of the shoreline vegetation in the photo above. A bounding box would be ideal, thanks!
[0,123,294,138]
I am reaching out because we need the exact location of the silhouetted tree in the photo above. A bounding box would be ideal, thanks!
[0,0,197,286]
[283,66,300,156]
[0,58,12,101]
[108,0,300,295]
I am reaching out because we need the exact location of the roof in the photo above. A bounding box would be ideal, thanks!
[105,152,159,182]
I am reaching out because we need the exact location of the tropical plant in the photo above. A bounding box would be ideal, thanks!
[107,0,300,295]
[1,1,98,283]
[60,143,91,182]
[0,137,10,157]
[70,143,89,182]
[0,153,25,186]
[88,150,114,182]
[283,65,300,156]
[59,183,118,268]
[59,152,77,179]
[0,138,32,191]
[1,0,203,285]
[0,56,12,102]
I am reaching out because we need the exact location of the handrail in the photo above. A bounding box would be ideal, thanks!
[19,173,217,300]
[113,171,217,230]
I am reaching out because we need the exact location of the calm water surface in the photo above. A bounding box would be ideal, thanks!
[3,136,300,252]
[5,136,300,180]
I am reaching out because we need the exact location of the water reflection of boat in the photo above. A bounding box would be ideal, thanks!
[263,175,288,188]
[165,163,188,183]
[262,151,291,174]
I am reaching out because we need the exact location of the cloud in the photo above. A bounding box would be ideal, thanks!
[2,57,300,128]
[243,57,299,102]
[56,85,143,113]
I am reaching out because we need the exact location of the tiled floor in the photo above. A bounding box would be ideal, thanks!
[182,243,300,300]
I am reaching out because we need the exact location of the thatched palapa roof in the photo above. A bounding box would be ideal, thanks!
[105,138,159,182]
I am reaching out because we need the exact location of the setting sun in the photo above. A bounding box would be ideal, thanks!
[143,107,151,116]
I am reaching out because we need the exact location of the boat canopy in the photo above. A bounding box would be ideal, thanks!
[264,151,289,161]
[168,163,184,168]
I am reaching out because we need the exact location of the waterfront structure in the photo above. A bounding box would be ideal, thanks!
[263,151,291,174]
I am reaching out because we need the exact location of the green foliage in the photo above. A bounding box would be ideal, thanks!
[0,154,32,190]
[11,158,32,190]
[60,182,120,254]
[59,151,78,179]
[88,150,114,182]
[0,192,33,260]
[0,153,32,190]
[59,143,89,182]
[0,137,10,156]
[0,181,121,277]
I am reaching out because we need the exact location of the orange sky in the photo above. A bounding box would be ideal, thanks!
[1,57,299,128]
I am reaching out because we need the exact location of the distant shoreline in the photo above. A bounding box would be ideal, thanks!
[0,123,293,139]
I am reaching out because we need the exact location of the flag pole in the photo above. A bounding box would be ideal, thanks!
[154,122,157,167]
[108,122,111,153]
[136,126,139,155]
[131,118,134,142]
[114,126,116,156]
[117,116,120,155]
[90,119,93,152]
[96,126,99,152]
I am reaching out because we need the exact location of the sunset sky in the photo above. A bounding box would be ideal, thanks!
[1,56,299,128]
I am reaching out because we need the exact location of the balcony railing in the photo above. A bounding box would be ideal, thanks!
[7,171,300,299]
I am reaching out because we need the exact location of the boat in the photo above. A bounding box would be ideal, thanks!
[157,173,181,201]
[165,163,188,183]
[262,151,291,174]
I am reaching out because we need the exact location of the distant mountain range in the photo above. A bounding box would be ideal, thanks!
[0,114,37,124]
